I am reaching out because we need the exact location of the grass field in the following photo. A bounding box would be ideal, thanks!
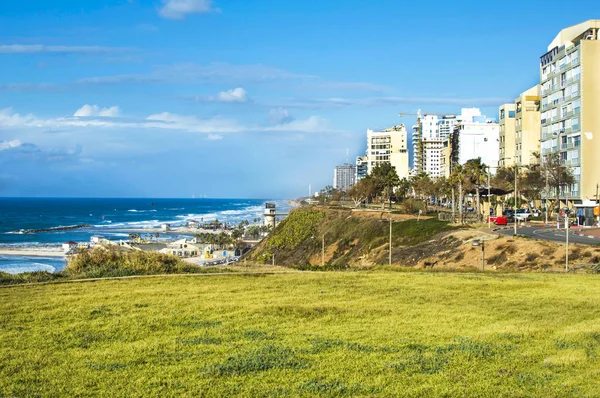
[2,271,600,396]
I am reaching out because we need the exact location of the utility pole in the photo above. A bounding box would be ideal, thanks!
[545,170,549,225]
[565,189,569,273]
[389,218,392,266]
[321,234,325,267]
[514,163,518,236]
[487,166,491,229]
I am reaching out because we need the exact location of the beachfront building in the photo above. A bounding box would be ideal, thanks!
[421,139,445,178]
[515,85,541,166]
[355,155,368,182]
[455,109,500,169]
[333,163,356,191]
[161,223,171,232]
[366,125,410,179]
[540,20,600,203]
[62,241,77,254]
[187,220,199,229]
[160,239,200,257]
[412,114,459,176]
[499,104,516,168]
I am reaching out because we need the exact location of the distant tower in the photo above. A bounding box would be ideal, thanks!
[264,203,276,228]
[309,183,312,198]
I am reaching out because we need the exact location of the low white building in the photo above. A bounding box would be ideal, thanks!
[62,241,77,254]
[161,223,171,232]
[160,239,200,257]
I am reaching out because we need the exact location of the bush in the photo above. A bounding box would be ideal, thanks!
[65,246,209,278]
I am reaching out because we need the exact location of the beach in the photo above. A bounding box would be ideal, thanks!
[0,247,64,257]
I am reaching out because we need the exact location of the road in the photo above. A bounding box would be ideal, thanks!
[496,226,599,245]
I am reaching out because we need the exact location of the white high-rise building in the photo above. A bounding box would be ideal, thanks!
[366,125,410,179]
[333,164,356,191]
[456,109,500,169]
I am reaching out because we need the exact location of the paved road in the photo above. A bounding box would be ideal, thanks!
[496,226,599,245]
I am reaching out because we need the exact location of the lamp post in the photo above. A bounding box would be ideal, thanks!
[322,234,325,267]
[388,218,392,266]
[514,161,518,236]
[472,239,485,271]
[565,189,569,273]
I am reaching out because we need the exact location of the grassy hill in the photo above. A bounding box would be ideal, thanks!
[248,207,459,267]
[3,271,600,396]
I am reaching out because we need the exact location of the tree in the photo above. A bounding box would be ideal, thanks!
[464,158,488,221]
[410,172,434,211]
[370,162,401,209]
[450,165,467,223]
[395,178,411,202]
[541,152,575,216]
[347,176,377,208]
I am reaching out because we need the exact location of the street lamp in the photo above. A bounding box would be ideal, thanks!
[472,239,485,272]
[388,217,392,266]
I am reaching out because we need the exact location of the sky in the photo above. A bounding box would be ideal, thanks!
[1,0,599,198]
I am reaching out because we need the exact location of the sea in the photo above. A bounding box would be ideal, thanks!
[0,198,290,274]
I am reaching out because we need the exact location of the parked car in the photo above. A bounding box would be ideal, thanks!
[514,208,532,221]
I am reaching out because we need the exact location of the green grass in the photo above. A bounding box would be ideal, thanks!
[2,272,600,396]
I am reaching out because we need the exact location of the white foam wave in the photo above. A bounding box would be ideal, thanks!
[0,263,56,274]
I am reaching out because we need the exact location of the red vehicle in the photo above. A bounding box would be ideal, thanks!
[494,216,508,226]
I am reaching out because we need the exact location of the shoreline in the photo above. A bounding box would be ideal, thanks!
[0,248,65,258]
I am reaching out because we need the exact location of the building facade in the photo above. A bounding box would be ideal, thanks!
[499,103,516,168]
[515,85,541,166]
[456,112,500,169]
[540,20,600,202]
[333,163,356,191]
[366,125,410,179]
[355,156,368,181]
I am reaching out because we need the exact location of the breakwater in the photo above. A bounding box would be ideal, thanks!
[14,224,92,234]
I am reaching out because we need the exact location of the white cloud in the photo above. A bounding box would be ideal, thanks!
[158,0,219,19]
[1,107,339,136]
[145,112,244,133]
[74,104,121,117]
[0,140,22,151]
[207,134,223,140]
[0,45,129,54]
[217,87,248,103]
[264,116,334,133]
[268,108,294,124]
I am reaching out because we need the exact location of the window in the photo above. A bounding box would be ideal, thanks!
[508,111,515,118]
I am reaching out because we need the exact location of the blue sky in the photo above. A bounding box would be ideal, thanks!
[1,0,598,198]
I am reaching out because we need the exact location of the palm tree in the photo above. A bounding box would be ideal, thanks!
[464,158,488,221]
[450,165,467,223]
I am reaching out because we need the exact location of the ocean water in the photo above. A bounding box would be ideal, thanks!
[0,197,289,273]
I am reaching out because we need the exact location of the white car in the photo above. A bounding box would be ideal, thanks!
[514,209,532,221]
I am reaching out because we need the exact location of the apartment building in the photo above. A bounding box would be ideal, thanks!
[366,125,410,179]
[355,156,368,182]
[442,108,499,176]
[498,104,516,168]
[333,164,356,191]
[540,20,600,202]
[515,85,541,166]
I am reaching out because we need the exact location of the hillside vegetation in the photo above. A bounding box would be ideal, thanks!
[3,272,600,396]
[249,207,460,267]
[0,247,225,286]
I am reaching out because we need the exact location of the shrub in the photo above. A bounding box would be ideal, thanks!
[65,246,208,278]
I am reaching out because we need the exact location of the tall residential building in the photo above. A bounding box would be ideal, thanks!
[333,164,356,191]
[515,85,541,166]
[499,104,516,168]
[366,125,410,179]
[355,156,368,182]
[540,20,600,202]
[457,116,500,169]
[444,108,499,174]
[422,139,444,178]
